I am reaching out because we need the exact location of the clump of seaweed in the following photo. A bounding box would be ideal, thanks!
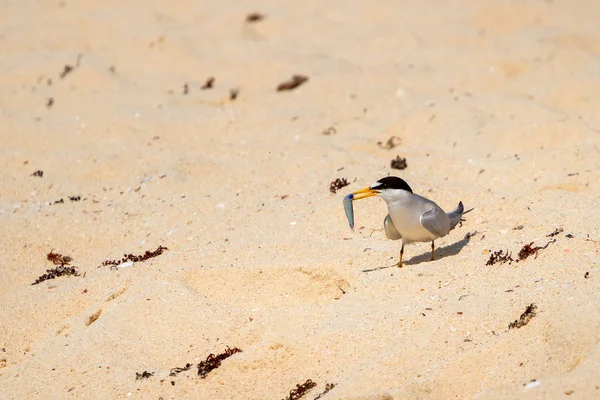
[197,346,242,378]
[486,249,514,266]
[487,239,555,266]
[283,379,317,400]
[508,303,537,329]
[246,12,265,23]
[547,227,563,237]
[102,245,168,267]
[135,371,154,380]
[47,251,73,266]
[276,75,309,91]
[32,251,80,285]
[390,156,407,170]
[329,178,350,194]
[517,242,538,261]
[169,363,192,377]
[377,136,401,149]
[313,383,336,400]
[32,265,80,285]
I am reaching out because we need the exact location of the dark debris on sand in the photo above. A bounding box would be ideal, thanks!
[32,251,80,285]
[135,371,154,380]
[390,156,407,170]
[282,379,317,400]
[276,75,309,91]
[329,178,350,194]
[32,265,80,285]
[508,303,537,329]
[169,363,192,377]
[377,136,401,149]
[487,239,555,266]
[102,245,168,268]
[246,12,265,23]
[197,346,242,378]
[47,251,73,266]
[313,383,336,400]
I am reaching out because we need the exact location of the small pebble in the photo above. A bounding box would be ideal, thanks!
[525,380,540,390]
[117,261,134,269]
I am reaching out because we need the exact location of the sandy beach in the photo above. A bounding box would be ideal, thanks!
[1,1,600,398]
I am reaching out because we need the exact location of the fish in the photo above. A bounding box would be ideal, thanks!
[343,193,354,228]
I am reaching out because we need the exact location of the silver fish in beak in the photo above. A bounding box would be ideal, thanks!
[343,193,354,228]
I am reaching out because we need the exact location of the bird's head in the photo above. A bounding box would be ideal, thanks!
[351,176,413,203]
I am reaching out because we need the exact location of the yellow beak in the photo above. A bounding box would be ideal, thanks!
[352,187,379,200]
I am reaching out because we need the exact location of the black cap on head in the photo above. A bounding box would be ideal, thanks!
[371,176,413,193]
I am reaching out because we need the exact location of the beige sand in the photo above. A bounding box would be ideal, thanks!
[1,1,600,399]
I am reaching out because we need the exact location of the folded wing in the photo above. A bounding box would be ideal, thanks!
[384,214,402,240]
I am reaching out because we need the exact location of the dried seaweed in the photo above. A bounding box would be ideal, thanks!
[390,156,407,170]
[377,136,401,149]
[102,245,168,267]
[59,54,82,79]
[283,379,317,400]
[46,97,54,108]
[277,75,309,91]
[229,88,239,100]
[59,65,74,79]
[486,249,514,266]
[547,227,563,237]
[313,383,336,400]
[169,363,192,377]
[517,242,537,261]
[517,239,555,261]
[135,371,154,380]
[508,303,537,329]
[32,265,80,285]
[47,251,72,266]
[31,170,43,177]
[201,77,214,90]
[487,239,555,265]
[69,195,81,202]
[329,178,349,194]
[246,12,265,23]
[321,126,336,135]
[197,346,242,378]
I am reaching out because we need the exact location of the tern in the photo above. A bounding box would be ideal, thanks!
[346,176,466,268]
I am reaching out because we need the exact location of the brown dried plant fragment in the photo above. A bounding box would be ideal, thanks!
[197,346,242,378]
[390,156,407,170]
[102,245,168,267]
[277,75,309,91]
[508,303,537,329]
[282,379,317,400]
[329,178,350,194]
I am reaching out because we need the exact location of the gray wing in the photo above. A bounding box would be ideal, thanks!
[384,214,402,240]
[420,207,450,238]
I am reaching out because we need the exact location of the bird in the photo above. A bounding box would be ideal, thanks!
[349,176,466,268]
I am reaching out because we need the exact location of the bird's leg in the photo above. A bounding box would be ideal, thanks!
[398,243,404,268]
[431,241,435,261]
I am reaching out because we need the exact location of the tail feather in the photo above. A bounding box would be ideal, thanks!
[447,201,464,230]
